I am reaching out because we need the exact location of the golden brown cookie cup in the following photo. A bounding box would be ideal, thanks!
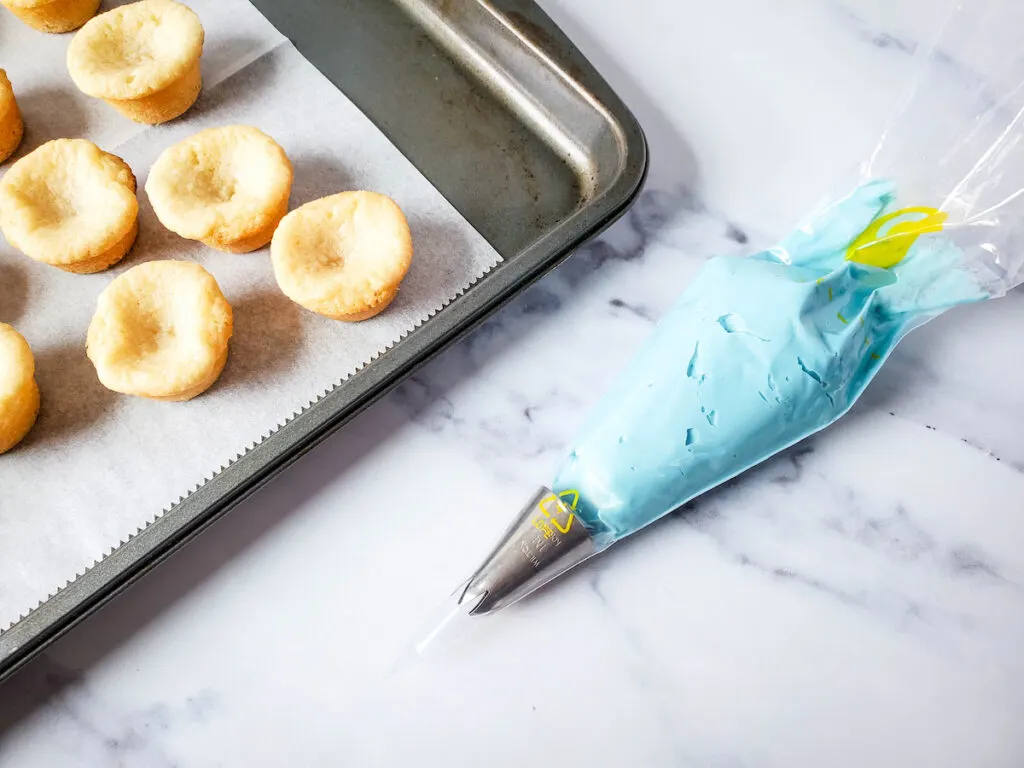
[1,0,100,34]
[0,69,24,164]
[66,0,204,125]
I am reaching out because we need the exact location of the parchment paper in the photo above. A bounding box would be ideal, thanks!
[0,0,502,629]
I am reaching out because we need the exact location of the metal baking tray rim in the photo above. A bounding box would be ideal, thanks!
[0,0,648,682]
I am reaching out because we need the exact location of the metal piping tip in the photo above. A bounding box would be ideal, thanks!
[400,488,599,665]
[455,580,488,615]
[451,487,598,616]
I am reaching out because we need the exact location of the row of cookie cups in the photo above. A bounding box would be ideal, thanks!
[0,128,415,318]
[0,137,415,451]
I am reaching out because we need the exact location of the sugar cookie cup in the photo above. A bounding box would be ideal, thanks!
[66,0,204,124]
[0,70,24,164]
[0,139,139,274]
[146,125,293,254]
[1,0,100,33]
[270,191,413,321]
[0,323,40,455]
[87,261,233,402]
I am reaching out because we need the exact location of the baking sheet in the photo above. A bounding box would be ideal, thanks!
[0,0,502,630]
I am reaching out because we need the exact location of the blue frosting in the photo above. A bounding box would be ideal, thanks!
[552,179,986,546]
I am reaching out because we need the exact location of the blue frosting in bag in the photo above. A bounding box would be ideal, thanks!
[552,179,986,545]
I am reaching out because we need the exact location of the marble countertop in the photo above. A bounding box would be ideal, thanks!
[3,0,1023,765]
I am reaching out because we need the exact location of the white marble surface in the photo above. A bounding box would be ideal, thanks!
[3,0,1024,765]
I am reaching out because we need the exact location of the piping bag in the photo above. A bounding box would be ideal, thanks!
[417,0,1024,653]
